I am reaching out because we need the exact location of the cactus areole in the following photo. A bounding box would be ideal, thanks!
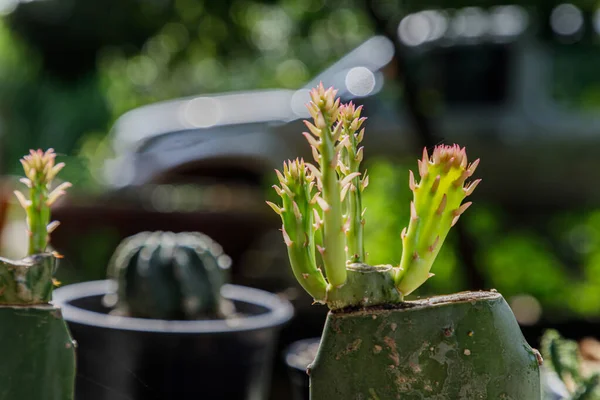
[0,149,76,400]
[268,85,541,399]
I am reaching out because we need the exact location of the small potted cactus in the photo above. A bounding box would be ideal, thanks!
[0,149,76,399]
[52,230,294,400]
[268,84,542,399]
[105,231,235,320]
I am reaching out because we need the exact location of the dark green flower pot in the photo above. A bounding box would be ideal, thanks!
[310,291,542,399]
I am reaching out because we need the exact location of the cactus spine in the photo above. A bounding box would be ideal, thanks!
[107,231,234,320]
[268,84,480,308]
[0,148,76,400]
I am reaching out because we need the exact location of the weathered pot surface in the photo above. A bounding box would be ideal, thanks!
[310,291,542,400]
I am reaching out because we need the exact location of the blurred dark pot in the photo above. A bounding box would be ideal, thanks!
[284,337,320,400]
[53,280,294,400]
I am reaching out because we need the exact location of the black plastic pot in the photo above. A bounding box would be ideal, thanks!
[284,337,320,400]
[52,280,294,400]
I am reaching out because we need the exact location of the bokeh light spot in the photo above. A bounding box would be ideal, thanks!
[345,66,375,97]
[551,3,583,37]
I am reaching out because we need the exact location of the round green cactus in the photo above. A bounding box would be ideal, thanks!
[106,231,234,320]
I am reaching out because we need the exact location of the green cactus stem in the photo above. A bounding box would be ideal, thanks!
[338,102,368,263]
[269,84,480,309]
[0,148,75,400]
[541,330,600,399]
[107,231,235,320]
[14,148,71,256]
[325,264,401,310]
[1,148,70,304]
[304,84,347,289]
[0,253,55,304]
[395,145,480,296]
[310,291,541,399]
[267,159,328,302]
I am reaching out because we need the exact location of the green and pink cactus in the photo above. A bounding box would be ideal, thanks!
[14,148,71,256]
[0,148,76,400]
[270,85,543,400]
[268,84,480,308]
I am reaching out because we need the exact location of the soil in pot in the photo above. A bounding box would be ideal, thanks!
[52,280,294,400]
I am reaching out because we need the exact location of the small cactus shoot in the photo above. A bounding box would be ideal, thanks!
[0,149,76,400]
[1,148,71,305]
[268,84,480,309]
[14,148,71,256]
[395,145,481,296]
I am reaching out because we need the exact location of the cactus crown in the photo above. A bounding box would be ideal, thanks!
[106,231,234,320]
[14,148,71,255]
[541,330,600,399]
[268,84,480,309]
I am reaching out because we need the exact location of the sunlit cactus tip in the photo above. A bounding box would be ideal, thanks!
[394,143,481,296]
[268,84,480,308]
[14,148,71,255]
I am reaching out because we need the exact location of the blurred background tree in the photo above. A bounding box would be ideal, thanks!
[0,0,375,182]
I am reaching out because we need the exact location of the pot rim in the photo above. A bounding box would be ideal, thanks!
[52,280,294,334]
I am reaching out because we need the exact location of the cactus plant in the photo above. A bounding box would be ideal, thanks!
[106,231,234,320]
[267,83,481,308]
[0,148,76,400]
[542,330,600,399]
[268,84,541,399]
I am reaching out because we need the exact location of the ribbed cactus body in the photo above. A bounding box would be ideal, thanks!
[108,231,233,320]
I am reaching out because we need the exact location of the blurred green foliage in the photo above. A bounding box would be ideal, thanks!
[98,0,374,119]
[0,0,375,187]
[0,18,109,179]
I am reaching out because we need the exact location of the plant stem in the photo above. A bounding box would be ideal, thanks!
[344,131,364,263]
[28,178,50,255]
[269,159,328,301]
[318,115,347,288]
